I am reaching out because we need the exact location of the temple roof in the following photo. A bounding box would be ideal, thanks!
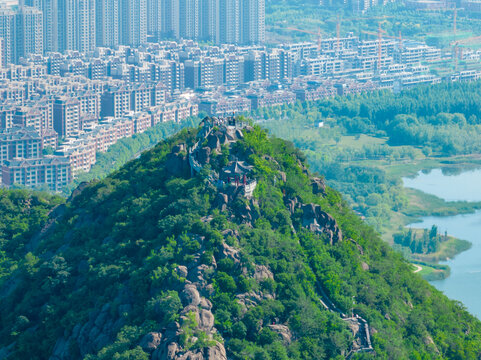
[222,160,253,176]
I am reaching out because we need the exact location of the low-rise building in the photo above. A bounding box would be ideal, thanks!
[1,156,71,191]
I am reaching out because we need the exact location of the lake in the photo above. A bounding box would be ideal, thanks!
[403,168,481,319]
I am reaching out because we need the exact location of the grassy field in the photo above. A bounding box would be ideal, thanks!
[329,133,480,279]
[407,232,472,263]
[262,116,481,281]
[414,262,451,281]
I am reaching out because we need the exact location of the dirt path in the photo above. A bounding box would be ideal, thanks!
[413,264,423,273]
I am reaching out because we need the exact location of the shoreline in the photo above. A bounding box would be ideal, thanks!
[384,160,481,281]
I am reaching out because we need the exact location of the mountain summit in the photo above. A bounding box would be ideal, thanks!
[1,117,480,360]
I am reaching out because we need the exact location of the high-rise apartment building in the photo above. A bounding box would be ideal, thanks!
[96,0,120,47]
[53,97,80,138]
[178,0,201,40]
[16,5,44,61]
[40,0,59,52]
[58,0,95,53]
[160,0,178,38]
[201,0,217,43]
[218,0,241,44]
[0,5,15,64]
[121,0,147,46]
[147,0,162,41]
[0,5,43,64]
[164,0,264,45]
[241,0,265,44]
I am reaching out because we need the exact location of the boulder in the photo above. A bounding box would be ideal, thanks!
[199,309,215,332]
[221,243,241,264]
[234,129,244,139]
[182,284,201,307]
[301,204,342,244]
[206,134,221,152]
[207,343,228,360]
[199,298,213,310]
[214,193,229,211]
[49,337,69,360]
[311,177,326,195]
[176,265,188,278]
[172,144,186,154]
[268,324,292,344]
[68,182,89,202]
[139,332,162,353]
[286,197,299,214]
[254,265,274,281]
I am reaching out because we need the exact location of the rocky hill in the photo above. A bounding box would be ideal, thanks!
[1,117,481,359]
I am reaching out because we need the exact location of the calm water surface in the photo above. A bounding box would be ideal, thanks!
[403,168,481,319]
[403,168,481,202]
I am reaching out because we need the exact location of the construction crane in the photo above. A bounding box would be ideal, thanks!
[362,21,404,71]
[361,23,388,71]
[336,15,341,55]
[382,30,403,50]
[287,27,323,50]
[450,35,481,70]
[350,15,394,21]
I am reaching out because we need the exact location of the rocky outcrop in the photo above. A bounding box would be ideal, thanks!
[68,182,89,202]
[268,324,292,345]
[197,147,211,165]
[220,243,241,264]
[254,265,274,281]
[214,193,229,211]
[50,302,128,359]
[27,203,67,252]
[311,177,327,196]
[140,332,163,353]
[236,290,274,310]
[150,280,226,360]
[166,152,190,178]
[301,204,343,244]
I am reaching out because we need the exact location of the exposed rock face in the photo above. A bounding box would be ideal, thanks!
[254,265,274,281]
[206,133,221,152]
[166,152,190,177]
[27,203,67,252]
[140,332,162,353]
[145,231,229,360]
[197,147,211,165]
[268,324,293,344]
[301,204,343,244]
[176,265,189,278]
[50,302,128,359]
[311,177,327,196]
[151,281,226,360]
[68,182,89,202]
[182,284,202,307]
[214,193,229,211]
[220,243,241,264]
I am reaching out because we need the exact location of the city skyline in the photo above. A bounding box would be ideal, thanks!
[0,0,266,65]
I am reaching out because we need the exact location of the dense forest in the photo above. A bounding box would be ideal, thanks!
[0,190,63,285]
[260,81,481,231]
[393,226,446,254]
[0,122,480,359]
